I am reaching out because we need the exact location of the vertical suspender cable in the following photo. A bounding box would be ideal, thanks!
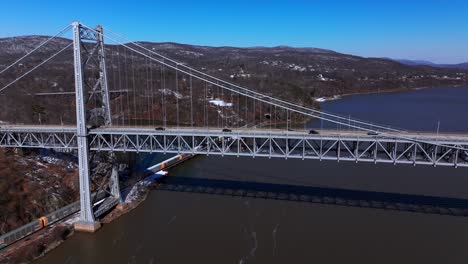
[124,44,130,126]
[203,81,207,128]
[117,44,123,126]
[270,99,272,131]
[175,64,179,128]
[253,96,256,129]
[218,84,220,128]
[203,80,206,128]
[237,88,240,128]
[230,91,234,127]
[109,46,115,126]
[160,65,164,126]
[162,65,166,127]
[245,94,248,128]
[221,82,224,128]
[131,49,137,127]
[150,58,154,126]
[205,81,208,128]
[274,105,277,129]
[190,69,193,128]
[146,56,151,126]
[259,100,262,128]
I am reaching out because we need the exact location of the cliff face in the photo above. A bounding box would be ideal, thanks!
[0,149,79,235]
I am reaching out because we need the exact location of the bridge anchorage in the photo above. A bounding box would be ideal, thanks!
[0,21,468,232]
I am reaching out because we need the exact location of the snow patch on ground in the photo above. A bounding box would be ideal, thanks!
[42,156,61,165]
[314,95,341,102]
[209,99,233,107]
[230,73,251,79]
[35,161,48,168]
[230,69,252,79]
[63,215,80,225]
[287,63,306,72]
[158,88,183,99]
[178,50,204,57]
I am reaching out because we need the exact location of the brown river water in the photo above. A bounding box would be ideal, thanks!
[36,86,468,264]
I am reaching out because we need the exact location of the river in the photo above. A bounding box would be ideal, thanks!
[37,86,468,264]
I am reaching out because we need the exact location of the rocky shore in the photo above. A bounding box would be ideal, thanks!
[0,224,72,264]
[0,155,172,263]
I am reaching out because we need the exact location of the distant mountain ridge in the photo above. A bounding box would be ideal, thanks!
[0,35,467,126]
[394,59,468,70]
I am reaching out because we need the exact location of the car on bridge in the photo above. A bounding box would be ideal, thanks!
[222,128,232,133]
[155,127,165,131]
[309,129,319,134]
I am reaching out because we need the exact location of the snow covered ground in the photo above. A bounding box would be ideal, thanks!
[209,99,233,107]
[314,95,341,102]
[158,88,183,99]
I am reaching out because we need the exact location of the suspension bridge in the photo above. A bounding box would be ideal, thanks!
[0,21,467,232]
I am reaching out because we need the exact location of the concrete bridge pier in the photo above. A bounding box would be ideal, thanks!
[74,221,101,233]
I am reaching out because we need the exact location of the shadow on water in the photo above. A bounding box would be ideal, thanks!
[154,176,468,217]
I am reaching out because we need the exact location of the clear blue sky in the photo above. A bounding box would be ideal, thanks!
[1,0,467,63]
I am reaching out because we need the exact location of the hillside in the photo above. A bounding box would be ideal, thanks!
[0,36,467,126]
[138,41,468,97]
[0,149,79,234]
[395,59,468,70]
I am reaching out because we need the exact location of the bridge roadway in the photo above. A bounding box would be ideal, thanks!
[1,125,468,167]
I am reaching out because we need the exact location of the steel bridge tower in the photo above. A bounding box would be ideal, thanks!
[72,21,120,232]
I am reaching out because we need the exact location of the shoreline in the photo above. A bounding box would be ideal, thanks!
[321,84,467,102]
[0,153,195,264]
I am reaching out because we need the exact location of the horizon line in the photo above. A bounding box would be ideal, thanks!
[1,33,467,65]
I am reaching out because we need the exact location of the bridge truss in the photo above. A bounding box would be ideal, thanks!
[1,127,467,167]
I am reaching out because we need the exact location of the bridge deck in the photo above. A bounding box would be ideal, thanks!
[1,125,468,168]
[1,125,468,142]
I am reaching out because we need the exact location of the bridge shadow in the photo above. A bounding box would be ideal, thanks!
[153,176,468,217]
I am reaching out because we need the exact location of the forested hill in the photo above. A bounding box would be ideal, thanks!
[0,35,467,125]
[1,35,467,98]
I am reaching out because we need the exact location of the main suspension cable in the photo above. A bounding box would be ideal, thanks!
[0,43,72,94]
[0,24,72,75]
[99,25,403,133]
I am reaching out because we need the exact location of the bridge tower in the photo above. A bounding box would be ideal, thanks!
[71,21,121,232]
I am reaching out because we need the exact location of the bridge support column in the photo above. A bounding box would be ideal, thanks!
[110,153,122,202]
[74,135,101,232]
[72,21,100,232]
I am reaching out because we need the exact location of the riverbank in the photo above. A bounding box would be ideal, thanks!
[101,171,169,224]
[0,153,195,264]
[331,84,466,101]
[0,224,72,264]
[0,177,157,264]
